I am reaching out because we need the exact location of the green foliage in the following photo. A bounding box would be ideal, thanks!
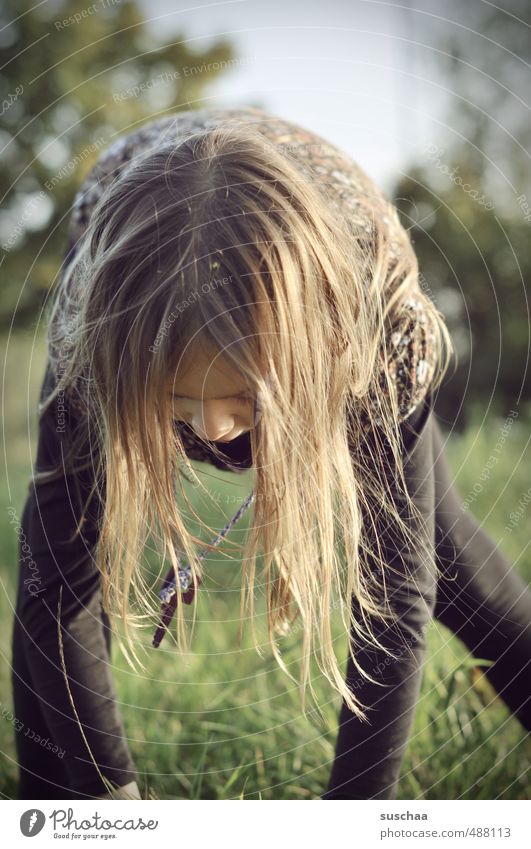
[390,2,531,424]
[393,164,531,427]
[0,0,236,325]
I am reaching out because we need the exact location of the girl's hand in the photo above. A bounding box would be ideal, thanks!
[97,780,141,800]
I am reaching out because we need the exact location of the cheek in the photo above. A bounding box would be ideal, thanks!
[231,405,254,430]
[237,406,252,426]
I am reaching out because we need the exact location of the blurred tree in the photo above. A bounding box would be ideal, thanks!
[392,0,531,427]
[0,0,236,325]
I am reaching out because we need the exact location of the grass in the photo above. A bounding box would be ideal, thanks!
[1,330,530,799]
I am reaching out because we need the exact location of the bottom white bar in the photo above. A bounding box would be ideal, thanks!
[5,799,529,848]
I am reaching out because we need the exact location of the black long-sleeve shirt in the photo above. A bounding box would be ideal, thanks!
[14,362,138,797]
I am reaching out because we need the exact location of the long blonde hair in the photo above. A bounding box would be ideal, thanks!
[41,122,453,720]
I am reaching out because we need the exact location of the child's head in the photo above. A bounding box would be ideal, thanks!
[46,119,451,717]
[52,122,376,469]
[168,335,259,443]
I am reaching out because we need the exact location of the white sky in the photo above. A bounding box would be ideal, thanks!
[139,0,456,192]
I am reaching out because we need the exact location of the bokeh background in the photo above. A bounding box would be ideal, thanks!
[1,0,530,799]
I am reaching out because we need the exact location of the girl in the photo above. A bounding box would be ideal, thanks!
[12,106,531,800]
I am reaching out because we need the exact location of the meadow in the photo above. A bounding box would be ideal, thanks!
[1,331,529,800]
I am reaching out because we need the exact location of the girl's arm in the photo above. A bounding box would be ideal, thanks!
[15,361,139,798]
[323,393,437,799]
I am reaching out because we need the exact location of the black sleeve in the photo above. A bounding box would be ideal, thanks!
[13,361,138,798]
[323,392,437,799]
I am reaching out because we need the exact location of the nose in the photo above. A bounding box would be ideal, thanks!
[190,408,235,442]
